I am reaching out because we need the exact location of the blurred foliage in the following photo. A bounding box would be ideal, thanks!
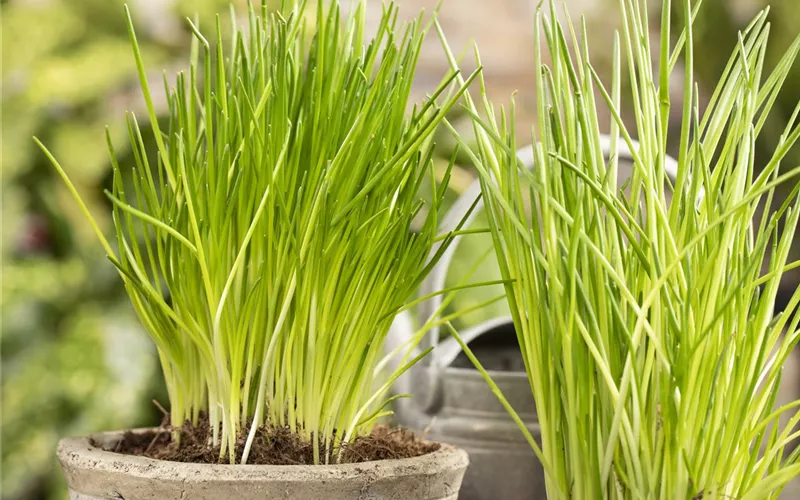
[0,0,248,498]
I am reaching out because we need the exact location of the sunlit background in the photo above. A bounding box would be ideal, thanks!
[2,0,800,498]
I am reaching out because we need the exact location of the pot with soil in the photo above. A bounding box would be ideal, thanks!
[44,1,476,498]
[58,425,467,500]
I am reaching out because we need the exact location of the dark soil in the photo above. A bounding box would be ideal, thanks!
[103,415,439,465]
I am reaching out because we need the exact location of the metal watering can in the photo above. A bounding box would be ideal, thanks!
[385,136,680,500]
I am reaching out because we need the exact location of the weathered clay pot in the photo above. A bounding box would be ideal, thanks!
[57,428,469,500]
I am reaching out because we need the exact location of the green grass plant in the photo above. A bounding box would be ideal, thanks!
[443,0,800,497]
[36,0,483,465]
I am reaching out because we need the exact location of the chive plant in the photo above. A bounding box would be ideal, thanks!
[37,0,481,465]
[443,0,800,498]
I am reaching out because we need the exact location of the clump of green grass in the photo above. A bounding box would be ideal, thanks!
[443,0,800,497]
[37,0,481,464]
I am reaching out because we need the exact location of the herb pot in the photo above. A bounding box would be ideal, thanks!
[57,428,469,500]
[386,137,677,500]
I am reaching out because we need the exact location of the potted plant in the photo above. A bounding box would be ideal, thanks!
[442,0,800,497]
[386,135,675,500]
[39,1,481,497]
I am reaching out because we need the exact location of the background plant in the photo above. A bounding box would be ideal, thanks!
[38,0,479,465]
[445,0,800,497]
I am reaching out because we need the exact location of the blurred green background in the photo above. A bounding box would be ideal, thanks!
[2,0,799,498]
[1,1,244,497]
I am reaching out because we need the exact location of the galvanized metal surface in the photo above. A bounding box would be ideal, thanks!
[393,358,546,500]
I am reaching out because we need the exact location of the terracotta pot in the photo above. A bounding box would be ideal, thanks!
[57,428,469,500]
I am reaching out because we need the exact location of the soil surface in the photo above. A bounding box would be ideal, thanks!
[104,416,439,465]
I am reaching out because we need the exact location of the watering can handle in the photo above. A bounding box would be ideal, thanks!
[417,135,682,362]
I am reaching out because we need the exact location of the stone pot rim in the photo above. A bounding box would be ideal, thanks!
[58,427,469,481]
[430,364,530,381]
